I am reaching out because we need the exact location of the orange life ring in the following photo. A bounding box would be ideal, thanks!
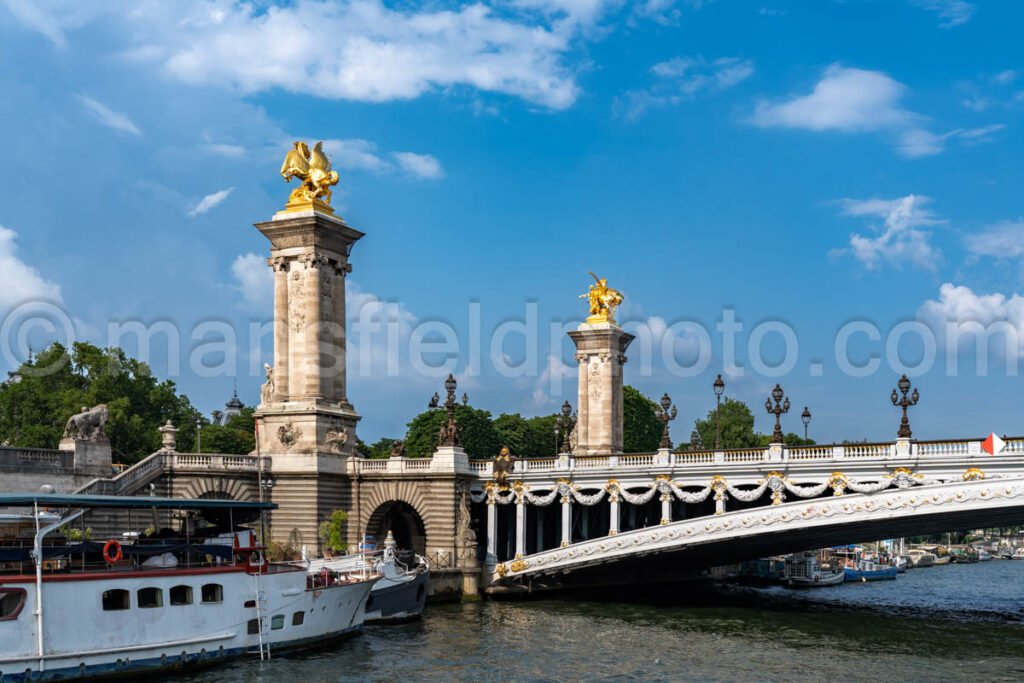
[103,539,123,564]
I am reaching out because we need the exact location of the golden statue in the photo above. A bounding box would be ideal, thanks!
[579,272,623,324]
[280,141,339,213]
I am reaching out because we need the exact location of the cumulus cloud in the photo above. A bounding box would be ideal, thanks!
[617,55,753,120]
[832,195,944,271]
[910,0,975,28]
[314,139,444,179]
[0,226,62,310]
[230,252,273,311]
[188,187,234,217]
[918,284,1024,363]
[77,94,142,136]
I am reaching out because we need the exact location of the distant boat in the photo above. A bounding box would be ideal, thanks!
[1014,548,1024,560]
[977,549,993,562]
[892,555,909,573]
[907,548,937,568]
[783,552,844,588]
[843,560,899,582]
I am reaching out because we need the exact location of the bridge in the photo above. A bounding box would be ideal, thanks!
[469,438,1024,592]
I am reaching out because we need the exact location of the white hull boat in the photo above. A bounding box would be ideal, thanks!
[305,532,428,623]
[783,553,845,588]
[0,493,378,682]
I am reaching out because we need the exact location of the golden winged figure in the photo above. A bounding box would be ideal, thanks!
[579,272,623,324]
[280,140,340,210]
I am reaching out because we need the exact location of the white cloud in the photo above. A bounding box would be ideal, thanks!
[957,123,1006,143]
[618,55,753,120]
[392,152,444,180]
[910,0,975,28]
[143,1,580,110]
[207,143,245,158]
[188,187,234,217]
[918,283,1024,359]
[753,65,915,133]
[964,220,1024,260]
[834,195,944,271]
[230,252,273,311]
[77,94,142,136]
[0,226,62,310]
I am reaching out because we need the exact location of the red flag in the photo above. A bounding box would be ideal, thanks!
[982,433,1005,455]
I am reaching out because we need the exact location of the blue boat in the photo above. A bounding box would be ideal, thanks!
[843,561,899,582]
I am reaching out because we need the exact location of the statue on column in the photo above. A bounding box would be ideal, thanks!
[579,272,624,324]
[280,141,340,206]
[62,405,109,442]
[493,446,515,488]
[261,364,275,404]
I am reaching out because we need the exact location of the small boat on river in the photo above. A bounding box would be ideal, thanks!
[783,552,844,587]
[0,493,378,682]
[834,549,898,582]
[304,531,428,623]
[907,548,937,568]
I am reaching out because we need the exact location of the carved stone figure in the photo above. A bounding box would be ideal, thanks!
[567,422,578,454]
[324,426,349,454]
[579,272,624,324]
[493,446,515,488]
[62,405,109,442]
[278,422,301,450]
[261,364,275,404]
[280,141,340,206]
[456,482,477,562]
[389,440,406,458]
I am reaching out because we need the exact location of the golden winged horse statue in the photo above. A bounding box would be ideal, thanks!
[280,141,340,209]
[579,272,624,324]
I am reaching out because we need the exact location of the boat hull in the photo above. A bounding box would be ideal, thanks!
[843,566,898,582]
[786,571,845,588]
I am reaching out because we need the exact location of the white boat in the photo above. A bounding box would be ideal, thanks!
[1014,548,1024,560]
[783,552,845,587]
[305,531,428,623]
[0,493,378,682]
[907,548,937,568]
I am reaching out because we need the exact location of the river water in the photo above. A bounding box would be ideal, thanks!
[186,561,1024,682]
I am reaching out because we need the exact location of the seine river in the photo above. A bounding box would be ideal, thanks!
[187,561,1024,682]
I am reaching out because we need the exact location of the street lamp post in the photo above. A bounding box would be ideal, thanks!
[765,384,790,444]
[713,374,725,449]
[434,374,463,448]
[801,406,811,442]
[654,393,678,450]
[891,374,920,439]
[194,417,203,454]
[555,401,574,454]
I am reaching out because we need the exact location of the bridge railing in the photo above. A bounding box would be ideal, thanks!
[465,436,1019,476]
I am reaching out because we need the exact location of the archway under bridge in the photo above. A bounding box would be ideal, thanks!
[365,500,428,556]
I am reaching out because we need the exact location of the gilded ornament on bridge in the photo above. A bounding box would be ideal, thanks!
[280,141,340,214]
[963,467,986,481]
[579,272,624,324]
[495,563,508,578]
[509,559,529,572]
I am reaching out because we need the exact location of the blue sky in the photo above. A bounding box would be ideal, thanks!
[1,0,1023,446]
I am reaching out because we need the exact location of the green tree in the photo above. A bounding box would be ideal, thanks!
[693,397,760,450]
[403,404,502,458]
[365,437,400,459]
[318,509,349,553]
[0,342,200,463]
[494,413,560,458]
[200,407,256,454]
[623,385,662,453]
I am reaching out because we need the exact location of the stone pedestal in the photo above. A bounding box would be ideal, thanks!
[59,437,113,477]
[253,207,364,552]
[568,323,635,455]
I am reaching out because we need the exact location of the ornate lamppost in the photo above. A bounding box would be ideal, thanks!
[555,400,574,454]
[689,429,702,452]
[765,384,790,444]
[891,374,919,439]
[801,406,811,442]
[713,374,725,449]
[194,416,203,454]
[434,374,462,447]
[655,393,678,450]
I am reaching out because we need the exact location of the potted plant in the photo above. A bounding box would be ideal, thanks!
[318,509,349,558]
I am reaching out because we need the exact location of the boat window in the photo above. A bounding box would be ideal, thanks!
[102,589,130,611]
[138,587,163,609]
[292,611,304,626]
[169,585,193,606]
[0,588,26,620]
[271,615,285,630]
[247,618,260,635]
[201,584,223,604]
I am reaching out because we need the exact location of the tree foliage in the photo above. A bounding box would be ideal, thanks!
[200,407,256,454]
[0,342,200,463]
[623,385,662,453]
[494,413,559,458]
[318,509,349,553]
[403,404,503,458]
[692,397,814,450]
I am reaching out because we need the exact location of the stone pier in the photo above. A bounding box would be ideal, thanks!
[568,322,634,455]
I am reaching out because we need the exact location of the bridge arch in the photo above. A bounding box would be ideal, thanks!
[360,482,433,556]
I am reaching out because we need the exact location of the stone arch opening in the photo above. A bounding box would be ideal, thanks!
[365,501,427,556]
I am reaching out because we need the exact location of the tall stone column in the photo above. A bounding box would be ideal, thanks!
[514,499,526,559]
[486,494,497,569]
[560,495,572,547]
[254,208,364,553]
[608,492,619,536]
[568,323,635,455]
